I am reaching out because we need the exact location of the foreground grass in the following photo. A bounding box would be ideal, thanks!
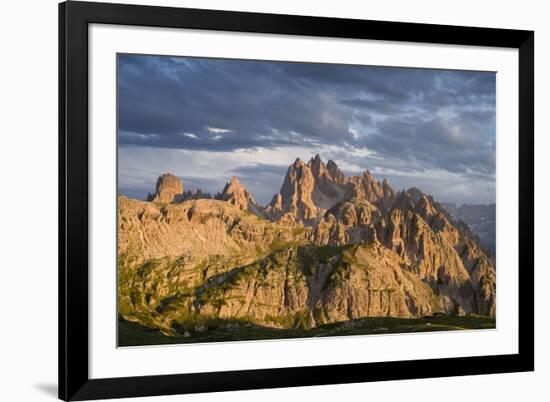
[118,315,496,347]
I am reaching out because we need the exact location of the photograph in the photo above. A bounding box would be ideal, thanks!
[0,0,541,401]
[116,53,497,347]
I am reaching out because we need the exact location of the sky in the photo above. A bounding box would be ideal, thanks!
[117,53,496,206]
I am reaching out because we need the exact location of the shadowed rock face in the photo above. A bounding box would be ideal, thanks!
[119,156,496,335]
[441,202,496,256]
[326,159,346,184]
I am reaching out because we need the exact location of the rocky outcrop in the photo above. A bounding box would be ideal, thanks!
[195,243,440,328]
[119,198,495,335]
[268,158,319,223]
[265,193,283,218]
[215,176,258,213]
[312,189,496,317]
[149,173,184,203]
[308,155,349,209]
[267,155,397,224]
[319,244,439,321]
[314,198,381,246]
[118,196,308,262]
[147,173,214,204]
[346,171,382,202]
[326,159,346,184]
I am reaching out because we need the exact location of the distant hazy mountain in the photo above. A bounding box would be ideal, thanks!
[441,202,496,257]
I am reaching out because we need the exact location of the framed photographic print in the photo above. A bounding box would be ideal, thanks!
[59,1,534,400]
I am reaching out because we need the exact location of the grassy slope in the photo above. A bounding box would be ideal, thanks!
[119,315,496,347]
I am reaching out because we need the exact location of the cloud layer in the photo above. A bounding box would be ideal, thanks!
[118,54,496,205]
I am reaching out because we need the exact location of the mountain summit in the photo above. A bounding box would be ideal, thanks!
[266,155,396,223]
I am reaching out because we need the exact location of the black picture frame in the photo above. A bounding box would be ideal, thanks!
[59,1,534,400]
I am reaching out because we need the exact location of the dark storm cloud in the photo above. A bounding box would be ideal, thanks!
[360,114,495,176]
[118,54,359,151]
[118,54,496,204]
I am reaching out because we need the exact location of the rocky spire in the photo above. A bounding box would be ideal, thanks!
[307,154,326,179]
[326,159,346,184]
[406,187,424,204]
[382,178,394,198]
[267,193,282,211]
[216,176,257,212]
[414,193,437,220]
[391,191,415,212]
[277,158,318,222]
[346,170,383,202]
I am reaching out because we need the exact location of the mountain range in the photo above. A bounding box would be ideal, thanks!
[118,155,496,342]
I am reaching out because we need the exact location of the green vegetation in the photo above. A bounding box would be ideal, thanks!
[118,238,495,347]
[268,238,296,253]
[118,314,496,347]
[314,244,352,262]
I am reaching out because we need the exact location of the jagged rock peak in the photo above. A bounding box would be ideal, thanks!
[268,193,283,210]
[276,158,318,222]
[270,155,402,222]
[151,173,184,203]
[405,187,424,204]
[308,154,323,164]
[307,154,326,178]
[414,194,437,217]
[326,159,346,183]
[306,154,346,185]
[404,188,448,223]
[381,178,395,197]
[346,171,384,203]
[392,191,415,211]
[222,176,245,194]
[216,176,257,211]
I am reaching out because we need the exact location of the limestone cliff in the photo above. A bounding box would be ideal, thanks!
[268,158,320,223]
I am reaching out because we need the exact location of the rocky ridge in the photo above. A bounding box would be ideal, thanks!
[266,154,398,224]
[119,155,496,336]
[441,202,496,256]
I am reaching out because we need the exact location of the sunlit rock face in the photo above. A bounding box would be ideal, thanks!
[215,176,258,213]
[149,173,184,203]
[119,156,496,337]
